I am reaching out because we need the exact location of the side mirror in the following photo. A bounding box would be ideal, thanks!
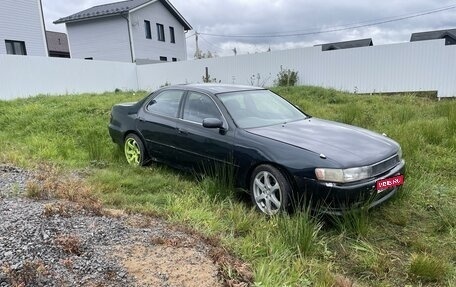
[202,118,223,129]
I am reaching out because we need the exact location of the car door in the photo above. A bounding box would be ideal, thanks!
[174,91,235,171]
[136,89,185,164]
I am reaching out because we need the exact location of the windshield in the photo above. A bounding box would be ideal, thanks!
[217,90,307,128]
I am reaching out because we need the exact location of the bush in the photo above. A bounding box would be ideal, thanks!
[275,67,299,87]
[2,260,48,286]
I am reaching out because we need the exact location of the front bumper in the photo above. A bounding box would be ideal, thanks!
[294,160,405,215]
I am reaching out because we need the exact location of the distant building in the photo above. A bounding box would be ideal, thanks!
[0,0,48,56]
[410,28,456,46]
[317,38,373,51]
[54,0,192,63]
[46,31,70,58]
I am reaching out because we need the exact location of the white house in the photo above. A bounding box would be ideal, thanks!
[0,0,48,56]
[54,0,192,63]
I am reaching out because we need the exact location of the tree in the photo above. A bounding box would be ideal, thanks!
[195,50,215,59]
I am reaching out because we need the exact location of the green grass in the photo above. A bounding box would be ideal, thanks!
[410,253,451,282]
[329,207,370,237]
[1,87,455,286]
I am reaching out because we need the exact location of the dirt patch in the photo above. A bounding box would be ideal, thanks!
[115,244,220,287]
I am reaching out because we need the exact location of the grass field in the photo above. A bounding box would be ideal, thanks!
[0,86,455,286]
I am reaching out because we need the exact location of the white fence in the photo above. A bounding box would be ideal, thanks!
[1,39,456,100]
[0,55,138,100]
[138,39,456,98]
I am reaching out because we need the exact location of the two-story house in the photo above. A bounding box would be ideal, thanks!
[0,0,48,56]
[54,0,192,63]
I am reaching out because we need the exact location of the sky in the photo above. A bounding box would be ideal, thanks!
[42,0,456,58]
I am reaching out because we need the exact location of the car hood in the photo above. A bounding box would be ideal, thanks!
[246,118,398,167]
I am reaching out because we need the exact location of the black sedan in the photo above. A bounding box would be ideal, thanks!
[109,84,405,215]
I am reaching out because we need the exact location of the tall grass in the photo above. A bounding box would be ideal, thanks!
[276,210,322,256]
[329,207,370,237]
[199,161,237,201]
[409,253,451,282]
[1,87,455,286]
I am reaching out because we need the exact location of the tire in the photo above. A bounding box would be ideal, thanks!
[124,134,148,166]
[250,164,292,215]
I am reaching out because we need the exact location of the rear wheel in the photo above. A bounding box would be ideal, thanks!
[250,165,292,215]
[124,134,148,166]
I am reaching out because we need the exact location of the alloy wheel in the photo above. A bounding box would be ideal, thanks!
[253,171,282,215]
[124,137,141,165]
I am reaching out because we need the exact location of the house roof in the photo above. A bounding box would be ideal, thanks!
[318,38,373,51]
[410,28,456,42]
[54,0,192,30]
[45,31,70,53]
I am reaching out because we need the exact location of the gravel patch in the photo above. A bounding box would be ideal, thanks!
[0,165,31,198]
[0,165,223,287]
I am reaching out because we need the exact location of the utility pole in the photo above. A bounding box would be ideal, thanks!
[195,31,201,59]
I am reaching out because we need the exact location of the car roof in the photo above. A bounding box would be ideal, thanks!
[163,83,265,94]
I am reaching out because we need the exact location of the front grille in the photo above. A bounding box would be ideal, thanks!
[371,155,400,176]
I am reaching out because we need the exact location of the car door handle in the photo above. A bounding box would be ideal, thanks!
[178,128,189,135]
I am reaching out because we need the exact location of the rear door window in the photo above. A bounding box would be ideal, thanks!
[146,90,185,118]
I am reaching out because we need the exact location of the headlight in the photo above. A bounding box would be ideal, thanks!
[397,146,403,160]
[315,166,372,183]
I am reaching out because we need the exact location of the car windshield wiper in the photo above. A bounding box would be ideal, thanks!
[282,117,309,125]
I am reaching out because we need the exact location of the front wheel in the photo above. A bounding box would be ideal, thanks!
[124,134,148,166]
[250,165,292,215]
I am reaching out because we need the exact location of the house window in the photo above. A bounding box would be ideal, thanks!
[160,56,167,61]
[5,40,27,55]
[157,23,165,42]
[172,58,177,62]
[144,20,152,39]
[169,27,175,43]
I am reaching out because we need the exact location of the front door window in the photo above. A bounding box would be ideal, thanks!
[183,92,222,124]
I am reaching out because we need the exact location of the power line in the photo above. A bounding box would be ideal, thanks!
[219,3,456,35]
[186,32,196,39]
[186,31,222,51]
[199,35,221,53]
[199,4,456,38]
